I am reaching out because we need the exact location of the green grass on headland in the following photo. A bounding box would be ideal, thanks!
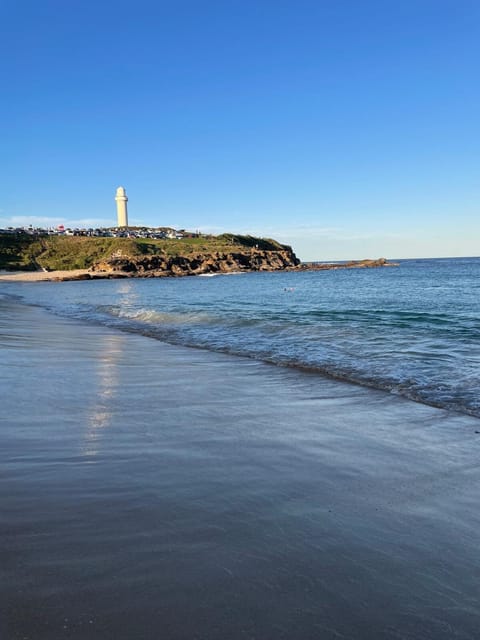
[0,236,143,271]
[136,234,285,256]
[0,233,289,271]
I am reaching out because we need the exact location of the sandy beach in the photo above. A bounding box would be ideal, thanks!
[0,269,91,282]
[1,296,480,639]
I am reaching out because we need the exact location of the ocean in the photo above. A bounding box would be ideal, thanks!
[4,256,479,417]
[2,257,480,639]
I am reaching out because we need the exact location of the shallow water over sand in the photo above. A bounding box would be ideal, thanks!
[2,298,480,639]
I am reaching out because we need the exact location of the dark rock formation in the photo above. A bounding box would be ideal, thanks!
[90,247,301,277]
[300,257,398,271]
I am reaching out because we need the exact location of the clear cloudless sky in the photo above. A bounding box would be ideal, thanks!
[1,0,479,260]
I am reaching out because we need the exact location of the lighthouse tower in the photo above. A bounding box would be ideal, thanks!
[115,186,129,227]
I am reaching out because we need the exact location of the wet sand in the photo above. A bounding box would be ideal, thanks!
[1,297,480,639]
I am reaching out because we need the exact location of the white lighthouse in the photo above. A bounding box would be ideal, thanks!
[115,186,129,227]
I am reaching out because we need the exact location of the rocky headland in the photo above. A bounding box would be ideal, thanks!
[0,231,396,282]
[0,233,300,280]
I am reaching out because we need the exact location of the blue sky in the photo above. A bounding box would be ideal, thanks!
[1,0,479,260]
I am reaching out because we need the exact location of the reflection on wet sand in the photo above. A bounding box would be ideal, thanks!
[83,282,136,457]
[83,334,125,457]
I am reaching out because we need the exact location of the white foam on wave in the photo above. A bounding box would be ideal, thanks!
[113,306,215,325]
[197,271,246,277]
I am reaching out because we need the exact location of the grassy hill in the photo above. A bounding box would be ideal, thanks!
[0,233,290,272]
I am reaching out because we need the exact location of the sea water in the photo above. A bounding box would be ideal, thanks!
[2,257,479,416]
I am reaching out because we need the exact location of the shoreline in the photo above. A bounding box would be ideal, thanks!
[0,258,397,282]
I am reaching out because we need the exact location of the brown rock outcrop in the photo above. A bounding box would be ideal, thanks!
[90,247,300,278]
[300,257,398,271]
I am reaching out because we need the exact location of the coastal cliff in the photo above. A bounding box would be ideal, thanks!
[91,247,299,277]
